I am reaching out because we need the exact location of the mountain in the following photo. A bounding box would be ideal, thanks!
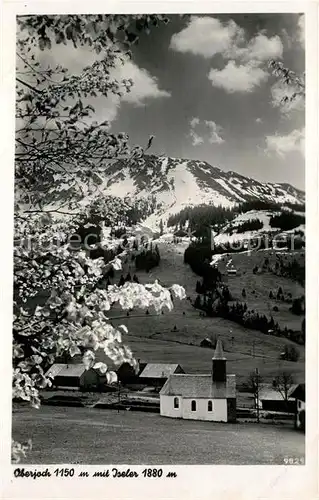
[37,154,304,230]
[102,155,305,229]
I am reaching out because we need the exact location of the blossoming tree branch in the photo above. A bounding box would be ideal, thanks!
[13,14,185,462]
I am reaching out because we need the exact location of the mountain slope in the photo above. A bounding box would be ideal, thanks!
[103,155,304,229]
[38,154,305,228]
[106,155,304,206]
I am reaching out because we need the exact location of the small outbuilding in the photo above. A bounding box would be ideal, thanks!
[200,338,214,349]
[139,363,185,388]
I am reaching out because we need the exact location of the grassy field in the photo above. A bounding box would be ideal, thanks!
[214,249,305,330]
[101,241,305,386]
[12,406,305,465]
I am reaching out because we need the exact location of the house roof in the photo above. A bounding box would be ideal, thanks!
[139,363,183,379]
[259,384,296,402]
[160,374,236,399]
[45,363,87,379]
[289,383,305,402]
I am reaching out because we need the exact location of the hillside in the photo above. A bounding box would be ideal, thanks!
[212,209,305,246]
[95,238,305,387]
[33,154,305,231]
[106,155,305,230]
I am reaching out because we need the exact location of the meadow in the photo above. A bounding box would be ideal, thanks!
[12,405,305,465]
[101,240,305,386]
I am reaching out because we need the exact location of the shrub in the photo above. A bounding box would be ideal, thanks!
[280,345,300,362]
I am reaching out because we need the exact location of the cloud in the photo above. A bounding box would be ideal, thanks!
[190,117,200,128]
[93,58,170,121]
[256,117,263,123]
[204,120,224,144]
[170,16,283,94]
[189,129,205,146]
[233,34,283,62]
[170,16,244,58]
[208,61,268,93]
[112,59,171,106]
[265,128,305,157]
[280,28,293,50]
[297,15,305,48]
[36,41,170,123]
[188,117,224,146]
[170,16,282,62]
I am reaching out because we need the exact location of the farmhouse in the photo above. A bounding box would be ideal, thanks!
[139,363,185,388]
[227,268,237,276]
[160,340,236,422]
[45,363,104,390]
[289,383,305,431]
[258,385,295,413]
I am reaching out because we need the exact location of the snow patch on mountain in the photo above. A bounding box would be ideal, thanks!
[106,169,137,198]
[35,155,304,233]
[213,210,278,246]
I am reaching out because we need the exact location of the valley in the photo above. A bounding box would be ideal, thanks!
[11,12,308,473]
[101,237,305,387]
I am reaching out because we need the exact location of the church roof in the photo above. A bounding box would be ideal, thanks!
[160,374,236,399]
[213,339,226,360]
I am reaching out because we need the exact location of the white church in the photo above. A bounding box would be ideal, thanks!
[160,340,236,422]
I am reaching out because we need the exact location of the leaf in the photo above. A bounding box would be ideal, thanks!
[118,324,128,334]
[106,371,117,384]
[112,258,122,271]
[69,344,81,357]
[93,362,108,374]
[82,349,95,370]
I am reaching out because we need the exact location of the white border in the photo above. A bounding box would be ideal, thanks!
[0,2,318,499]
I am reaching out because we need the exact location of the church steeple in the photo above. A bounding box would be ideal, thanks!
[212,339,227,383]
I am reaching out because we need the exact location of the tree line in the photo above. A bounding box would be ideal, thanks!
[193,290,305,346]
[225,218,264,234]
[270,211,305,231]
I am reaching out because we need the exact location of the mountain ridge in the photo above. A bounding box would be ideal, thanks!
[34,154,304,230]
[102,154,304,229]
[107,154,305,202]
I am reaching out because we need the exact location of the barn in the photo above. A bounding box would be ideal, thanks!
[45,363,104,390]
[160,340,236,422]
[258,385,295,413]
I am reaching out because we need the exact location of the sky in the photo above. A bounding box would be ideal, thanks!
[27,14,305,190]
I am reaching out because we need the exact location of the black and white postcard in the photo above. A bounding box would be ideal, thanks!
[1,1,318,499]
